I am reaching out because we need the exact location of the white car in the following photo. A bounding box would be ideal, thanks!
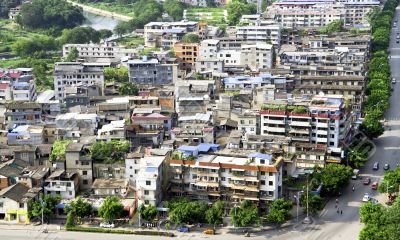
[392,78,396,84]
[362,193,371,202]
[100,222,115,228]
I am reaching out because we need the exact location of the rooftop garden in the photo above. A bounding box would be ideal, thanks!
[261,104,286,111]
[171,151,195,161]
[287,106,308,114]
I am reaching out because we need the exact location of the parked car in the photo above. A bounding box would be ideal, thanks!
[384,164,390,170]
[178,226,189,233]
[100,222,115,228]
[392,78,397,84]
[373,162,379,170]
[372,182,379,190]
[362,193,371,202]
[363,178,371,185]
[203,228,215,235]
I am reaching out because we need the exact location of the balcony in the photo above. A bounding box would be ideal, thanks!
[289,121,311,127]
[266,127,286,133]
[264,119,285,125]
[44,184,67,192]
[289,128,309,134]
[228,183,259,191]
[316,122,328,128]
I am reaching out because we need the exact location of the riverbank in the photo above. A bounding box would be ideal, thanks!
[66,0,132,22]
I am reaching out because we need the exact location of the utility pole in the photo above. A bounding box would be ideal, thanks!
[303,174,312,224]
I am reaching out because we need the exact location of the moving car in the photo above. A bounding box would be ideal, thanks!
[372,182,379,190]
[100,222,115,228]
[352,169,360,180]
[178,226,189,233]
[362,193,371,202]
[203,228,215,235]
[384,163,390,170]
[392,78,396,84]
[363,178,371,185]
[397,40,400,44]
[373,162,379,170]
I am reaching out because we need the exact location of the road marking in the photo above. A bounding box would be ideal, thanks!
[390,56,400,58]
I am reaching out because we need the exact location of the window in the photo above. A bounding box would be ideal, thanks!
[221,169,225,172]
[75,160,79,165]
[130,166,133,169]
[269,172,273,176]
[83,180,88,185]
[66,182,71,187]
[144,190,149,195]
[19,203,24,208]
[135,169,139,174]
[261,180,266,185]
[56,191,61,194]
[69,191,72,196]
[269,181,273,186]
[221,177,226,181]
[0,202,3,208]
[130,175,133,177]
[144,200,149,205]
[260,159,265,164]
[192,174,197,179]
[146,181,151,186]
[260,171,265,175]
[82,171,87,176]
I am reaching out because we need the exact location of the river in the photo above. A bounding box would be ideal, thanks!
[81,11,120,31]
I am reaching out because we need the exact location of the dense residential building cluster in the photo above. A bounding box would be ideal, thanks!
[0,0,383,227]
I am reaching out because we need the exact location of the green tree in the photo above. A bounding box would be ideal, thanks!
[64,197,92,224]
[313,164,353,195]
[230,200,260,227]
[378,167,400,196]
[169,200,208,224]
[28,194,61,223]
[104,67,129,83]
[119,82,139,96]
[359,114,385,139]
[17,0,84,33]
[318,20,344,34]
[90,140,130,163]
[66,47,79,62]
[50,140,72,162]
[300,195,323,214]
[65,212,75,228]
[114,22,131,37]
[266,198,293,224]
[140,204,158,221]
[227,0,257,26]
[205,201,225,226]
[164,0,184,21]
[12,36,57,58]
[60,27,101,44]
[99,29,113,41]
[0,0,20,18]
[182,33,200,43]
[347,148,368,169]
[98,196,124,223]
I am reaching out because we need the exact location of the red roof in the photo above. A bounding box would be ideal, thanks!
[0,83,10,89]
[0,71,22,79]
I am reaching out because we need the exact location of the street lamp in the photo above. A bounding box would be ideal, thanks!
[303,174,312,224]
[293,191,303,222]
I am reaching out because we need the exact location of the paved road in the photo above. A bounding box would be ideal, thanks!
[66,0,132,22]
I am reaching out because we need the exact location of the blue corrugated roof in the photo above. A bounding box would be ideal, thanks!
[248,153,272,160]
[198,143,220,153]
[177,146,198,152]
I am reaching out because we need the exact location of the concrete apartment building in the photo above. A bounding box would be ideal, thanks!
[267,0,380,28]
[4,102,42,128]
[63,42,136,62]
[236,25,281,47]
[0,68,37,102]
[197,39,274,72]
[127,57,177,86]
[223,74,287,91]
[260,94,353,155]
[173,42,199,71]
[144,21,198,48]
[169,149,283,211]
[54,62,105,100]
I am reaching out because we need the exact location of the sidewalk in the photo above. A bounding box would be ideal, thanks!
[0,222,62,231]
